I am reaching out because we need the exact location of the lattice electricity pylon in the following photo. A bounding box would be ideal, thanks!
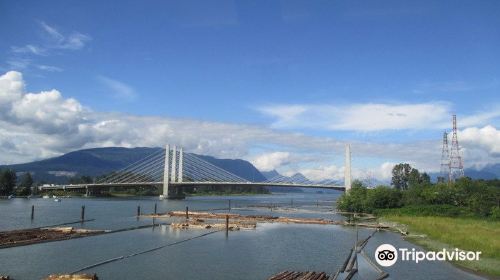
[439,131,451,183]
[449,115,464,182]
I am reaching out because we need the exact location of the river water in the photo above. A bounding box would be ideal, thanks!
[0,191,486,280]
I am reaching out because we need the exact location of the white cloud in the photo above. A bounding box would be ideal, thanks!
[259,102,500,132]
[6,58,31,70]
[0,71,24,107]
[36,65,63,72]
[97,76,137,101]
[283,164,344,181]
[281,161,396,183]
[0,70,498,178]
[11,45,46,56]
[40,21,91,50]
[460,126,500,155]
[251,152,291,171]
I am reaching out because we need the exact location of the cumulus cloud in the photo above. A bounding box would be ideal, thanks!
[258,103,500,132]
[251,152,291,171]
[0,71,498,181]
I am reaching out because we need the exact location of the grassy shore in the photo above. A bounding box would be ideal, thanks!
[379,213,500,277]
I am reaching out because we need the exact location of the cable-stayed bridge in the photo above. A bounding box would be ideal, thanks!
[41,144,348,199]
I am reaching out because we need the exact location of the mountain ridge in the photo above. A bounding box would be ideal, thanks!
[0,147,266,183]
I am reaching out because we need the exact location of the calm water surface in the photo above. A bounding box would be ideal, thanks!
[0,192,486,280]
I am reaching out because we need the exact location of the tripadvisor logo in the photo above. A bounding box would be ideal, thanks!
[374,244,481,267]
[375,244,398,267]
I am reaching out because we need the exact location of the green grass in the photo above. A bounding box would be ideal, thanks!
[380,213,500,277]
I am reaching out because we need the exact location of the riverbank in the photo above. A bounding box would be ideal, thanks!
[378,213,500,278]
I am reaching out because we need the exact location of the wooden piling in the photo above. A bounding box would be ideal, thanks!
[228,199,231,212]
[185,206,189,220]
[154,203,157,214]
[137,205,141,217]
[81,205,85,222]
[225,214,229,234]
[31,205,34,220]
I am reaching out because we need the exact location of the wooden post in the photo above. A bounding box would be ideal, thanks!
[31,205,34,220]
[228,199,231,212]
[225,214,229,234]
[185,206,189,220]
[137,205,141,217]
[154,203,157,215]
[81,205,85,222]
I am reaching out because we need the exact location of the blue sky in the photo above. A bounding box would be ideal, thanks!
[1,1,499,181]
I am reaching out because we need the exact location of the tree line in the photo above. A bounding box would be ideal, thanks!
[0,169,34,196]
[337,163,500,219]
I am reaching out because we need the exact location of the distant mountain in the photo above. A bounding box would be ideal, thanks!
[195,154,266,182]
[261,170,280,180]
[428,163,499,182]
[289,173,311,183]
[464,163,499,180]
[0,147,266,184]
[464,169,497,180]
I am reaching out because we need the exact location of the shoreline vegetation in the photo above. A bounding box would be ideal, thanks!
[336,163,500,278]
[378,212,500,278]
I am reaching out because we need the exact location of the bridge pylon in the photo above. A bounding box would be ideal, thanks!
[345,144,352,191]
[161,144,185,199]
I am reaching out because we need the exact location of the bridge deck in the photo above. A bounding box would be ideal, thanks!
[41,181,345,191]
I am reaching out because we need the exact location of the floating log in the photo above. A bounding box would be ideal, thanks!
[44,273,98,280]
[165,211,336,225]
[0,224,162,249]
[171,219,256,231]
[267,271,330,280]
[0,227,104,249]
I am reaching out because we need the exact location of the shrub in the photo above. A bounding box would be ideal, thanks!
[491,206,500,219]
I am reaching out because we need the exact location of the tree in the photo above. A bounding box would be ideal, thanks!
[420,172,431,185]
[408,168,421,188]
[0,169,17,195]
[18,172,34,195]
[365,186,402,211]
[336,180,367,213]
[391,163,412,190]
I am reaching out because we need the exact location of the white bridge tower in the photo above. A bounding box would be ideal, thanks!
[344,144,352,191]
[161,144,184,199]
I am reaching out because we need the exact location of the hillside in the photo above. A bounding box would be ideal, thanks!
[0,147,266,184]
